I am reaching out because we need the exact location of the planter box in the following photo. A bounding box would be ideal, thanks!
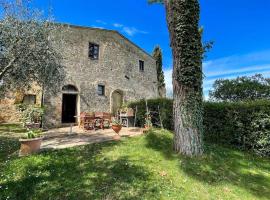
[19,137,43,156]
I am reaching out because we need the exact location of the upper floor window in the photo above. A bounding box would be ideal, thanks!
[97,85,105,96]
[89,43,99,60]
[139,60,144,72]
[23,95,36,105]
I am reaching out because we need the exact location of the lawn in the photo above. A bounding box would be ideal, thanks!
[0,124,269,200]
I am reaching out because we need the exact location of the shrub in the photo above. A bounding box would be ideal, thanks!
[129,98,270,157]
[16,104,44,127]
[204,100,270,157]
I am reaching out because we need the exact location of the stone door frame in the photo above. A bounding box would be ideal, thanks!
[110,89,124,115]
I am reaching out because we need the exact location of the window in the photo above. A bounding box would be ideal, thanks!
[23,95,36,105]
[97,85,105,96]
[89,43,99,60]
[139,60,144,71]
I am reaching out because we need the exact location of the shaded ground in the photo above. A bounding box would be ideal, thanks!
[0,124,269,200]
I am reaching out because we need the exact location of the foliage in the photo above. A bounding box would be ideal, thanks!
[152,46,165,97]
[209,74,270,102]
[16,104,44,126]
[204,100,270,157]
[144,111,153,127]
[0,0,66,95]
[24,129,43,139]
[163,0,204,155]
[130,98,270,157]
[1,124,270,199]
[128,98,173,130]
[112,118,122,126]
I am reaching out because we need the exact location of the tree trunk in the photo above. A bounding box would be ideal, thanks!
[165,0,203,156]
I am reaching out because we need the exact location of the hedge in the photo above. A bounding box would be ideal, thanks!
[129,98,270,157]
[204,100,270,157]
[128,98,173,130]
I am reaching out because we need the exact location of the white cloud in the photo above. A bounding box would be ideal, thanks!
[164,50,270,99]
[164,69,173,97]
[203,50,270,97]
[112,22,148,36]
[122,27,148,36]
[113,23,123,28]
[94,21,148,37]
[203,50,270,78]
[95,20,107,25]
[91,25,105,29]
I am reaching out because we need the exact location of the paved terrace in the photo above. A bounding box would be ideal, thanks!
[41,126,144,150]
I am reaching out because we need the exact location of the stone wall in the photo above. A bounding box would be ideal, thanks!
[0,87,42,123]
[43,25,159,128]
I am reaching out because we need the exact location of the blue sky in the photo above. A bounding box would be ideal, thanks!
[32,0,270,98]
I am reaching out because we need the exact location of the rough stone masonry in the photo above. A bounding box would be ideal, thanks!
[0,24,162,128]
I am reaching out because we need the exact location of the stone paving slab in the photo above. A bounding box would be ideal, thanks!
[41,126,143,150]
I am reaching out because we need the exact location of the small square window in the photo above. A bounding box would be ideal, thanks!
[89,43,99,60]
[23,95,36,105]
[97,85,105,96]
[139,60,144,71]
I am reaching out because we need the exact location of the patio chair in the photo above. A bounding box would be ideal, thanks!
[94,112,111,129]
[103,113,112,129]
[80,112,95,130]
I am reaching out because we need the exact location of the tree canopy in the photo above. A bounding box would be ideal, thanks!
[209,74,270,102]
[0,0,65,95]
[152,46,166,97]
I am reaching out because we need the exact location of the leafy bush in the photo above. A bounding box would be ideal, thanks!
[16,104,44,127]
[129,98,270,157]
[204,100,270,157]
[24,129,43,139]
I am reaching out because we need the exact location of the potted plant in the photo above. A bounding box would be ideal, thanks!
[111,119,122,140]
[144,111,153,130]
[19,129,43,156]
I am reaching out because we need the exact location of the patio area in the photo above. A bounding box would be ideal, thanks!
[41,126,144,150]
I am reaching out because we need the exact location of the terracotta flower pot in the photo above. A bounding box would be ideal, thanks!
[112,124,122,134]
[144,125,151,130]
[19,137,43,156]
[113,134,121,141]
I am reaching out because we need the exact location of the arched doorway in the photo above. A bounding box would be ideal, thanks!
[62,85,78,123]
[111,90,123,116]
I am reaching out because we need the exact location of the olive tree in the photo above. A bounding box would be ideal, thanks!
[0,0,65,95]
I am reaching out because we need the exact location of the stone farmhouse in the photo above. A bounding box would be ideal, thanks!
[0,24,162,128]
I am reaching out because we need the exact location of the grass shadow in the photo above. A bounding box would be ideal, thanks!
[144,129,270,198]
[145,129,175,160]
[0,136,20,163]
[1,141,161,200]
[180,144,270,198]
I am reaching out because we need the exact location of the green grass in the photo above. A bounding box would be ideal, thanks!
[0,124,269,200]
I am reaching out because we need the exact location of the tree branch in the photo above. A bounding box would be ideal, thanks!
[0,57,16,80]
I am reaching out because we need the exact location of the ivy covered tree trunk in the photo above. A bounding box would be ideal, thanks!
[165,0,203,156]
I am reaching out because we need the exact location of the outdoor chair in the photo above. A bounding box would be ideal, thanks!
[94,112,112,129]
[80,112,96,130]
